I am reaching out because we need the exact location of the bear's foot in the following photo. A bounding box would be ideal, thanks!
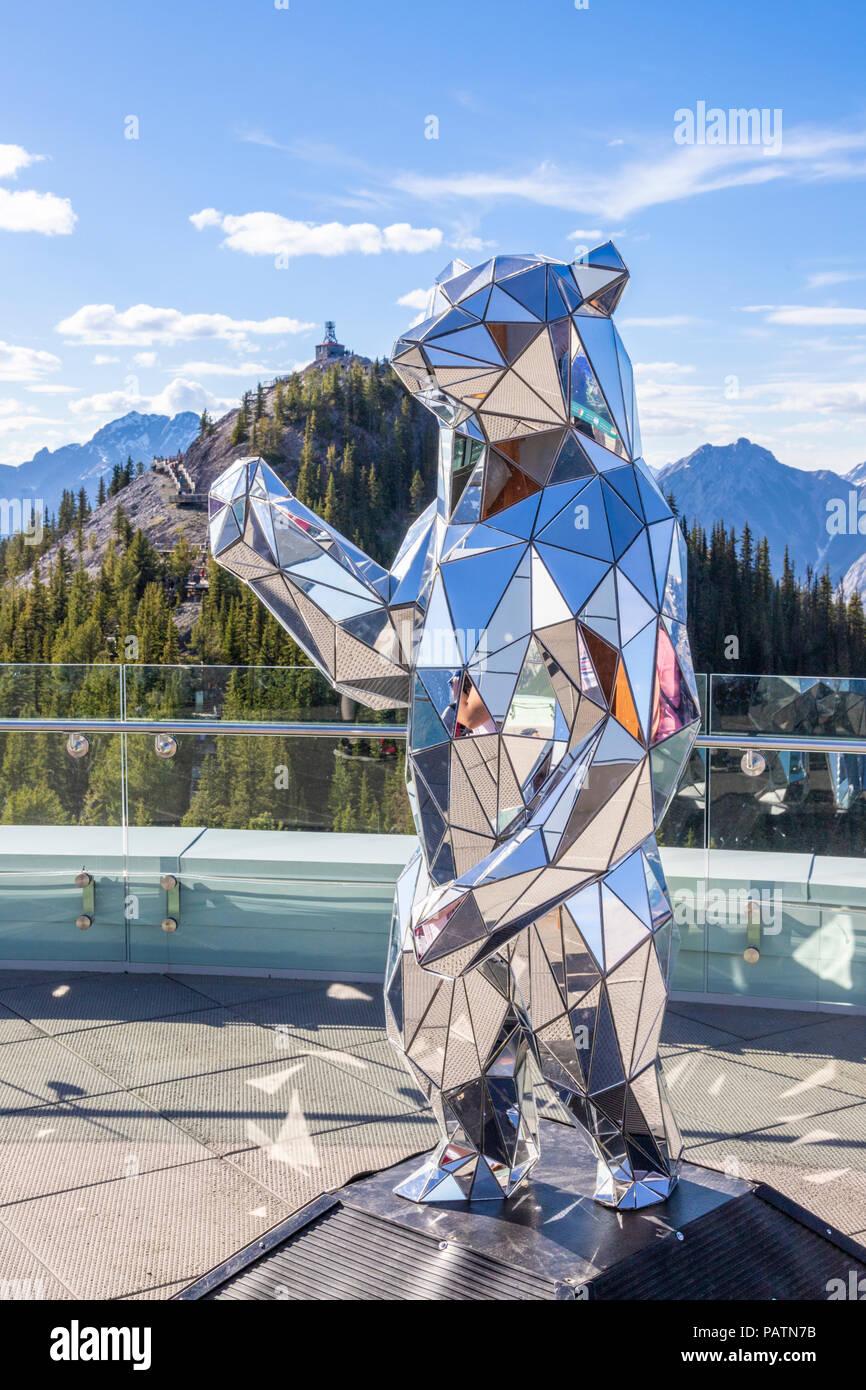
[593,1165,679,1210]
[394,1139,537,1204]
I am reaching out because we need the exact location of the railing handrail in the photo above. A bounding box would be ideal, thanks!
[0,718,402,737]
[0,717,864,754]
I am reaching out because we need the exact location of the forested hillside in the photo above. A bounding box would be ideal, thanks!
[681,515,866,675]
[0,355,863,837]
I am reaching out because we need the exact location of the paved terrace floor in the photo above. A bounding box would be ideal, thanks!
[0,970,862,1300]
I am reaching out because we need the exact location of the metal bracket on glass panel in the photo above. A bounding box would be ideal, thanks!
[160,873,180,933]
[74,870,93,930]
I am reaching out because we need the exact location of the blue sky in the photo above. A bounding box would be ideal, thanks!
[1,0,865,473]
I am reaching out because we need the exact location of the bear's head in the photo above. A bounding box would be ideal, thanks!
[391,246,640,523]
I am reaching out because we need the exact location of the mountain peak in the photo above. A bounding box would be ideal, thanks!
[0,411,200,513]
[657,438,866,589]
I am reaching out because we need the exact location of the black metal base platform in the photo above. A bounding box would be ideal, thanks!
[179,1121,866,1301]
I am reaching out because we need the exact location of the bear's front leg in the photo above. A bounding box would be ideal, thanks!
[384,851,543,1202]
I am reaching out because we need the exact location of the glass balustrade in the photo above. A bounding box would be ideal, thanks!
[0,662,860,1008]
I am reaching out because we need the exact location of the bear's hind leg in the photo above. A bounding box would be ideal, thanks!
[385,875,542,1203]
[519,848,683,1209]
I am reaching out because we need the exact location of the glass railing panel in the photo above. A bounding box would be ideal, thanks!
[122,664,406,725]
[0,661,121,717]
[707,746,866,858]
[122,730,414,969]
[702,902,827,1003]
[656,743,707,851]
[701,735,866,1007]
[0,731,125,961]
[695,672,708,732]
[709,673,866,738]
[123,731,413,837]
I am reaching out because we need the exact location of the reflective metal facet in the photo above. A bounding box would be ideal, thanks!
[208,244,699,1211]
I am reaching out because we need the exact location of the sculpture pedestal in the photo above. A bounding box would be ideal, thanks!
[340,1118,747,1297]
[183,1118,866,1302]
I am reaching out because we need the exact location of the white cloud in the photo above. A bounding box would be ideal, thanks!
[0,396,63,445]
[192,208,442,258]
[744,377,866,415]
[805,271,865,289]
[621,315,699,328]
[189,207,223,230]
[68,376,231,422]
[449,230,495,252]
[169,359,271,377]
[133,351,157,367]
[0,187,76,235]
[633,363,866,474]
[26,383,78,394]
[57,303,316,347]
[391,125,866,222]
[0,340,61,382]
[568,228,603,241]
[0,144,43,179]
[0,145,76,235]
[743,305,866,326]
[396,289,430,311]
[92,354,119,365]
[634,362,696,377]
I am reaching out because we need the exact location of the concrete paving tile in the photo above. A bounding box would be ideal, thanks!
[118,1278,192,1301]
[169,973,327,1008]
[0,1158,291,1300]
[0,970,98,992]
[129,1049,425,1160]
[726,1017,866,1091]
[661,1007,741,1053]
[0,1220,76,1300]
[55,1008,275,1091]
[710,1041,866,1103]
[0,1092,211,1204]
[324,1036,430,1111]
[224,1110,439,1212]
[686,1101,866,1173]
[232,980,386,1050]
[0,1035,121,1113]
[0,1003,40,1045]
[687,1110,866,1238]
[752,1162,866,1241]
[663,1048,866,1145]
[0,973,211,1037]
[668,1001,824,1040]
[0,981,858,1298]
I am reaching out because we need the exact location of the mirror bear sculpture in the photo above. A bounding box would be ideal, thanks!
[208,246,700,1210]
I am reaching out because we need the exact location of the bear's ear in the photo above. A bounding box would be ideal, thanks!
[572,241,629,315]
[435,258,471,284]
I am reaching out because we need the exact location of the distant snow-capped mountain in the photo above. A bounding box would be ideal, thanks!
[841,457,866,489]
[0,411,199,516]
[656,437,866,591]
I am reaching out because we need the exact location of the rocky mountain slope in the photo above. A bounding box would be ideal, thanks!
[20,352,413,589]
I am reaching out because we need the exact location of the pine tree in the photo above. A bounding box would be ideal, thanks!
[296,414,320,509]
[230,396,249,446]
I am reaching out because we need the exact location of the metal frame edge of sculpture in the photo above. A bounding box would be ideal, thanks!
[208,245,700,1211]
